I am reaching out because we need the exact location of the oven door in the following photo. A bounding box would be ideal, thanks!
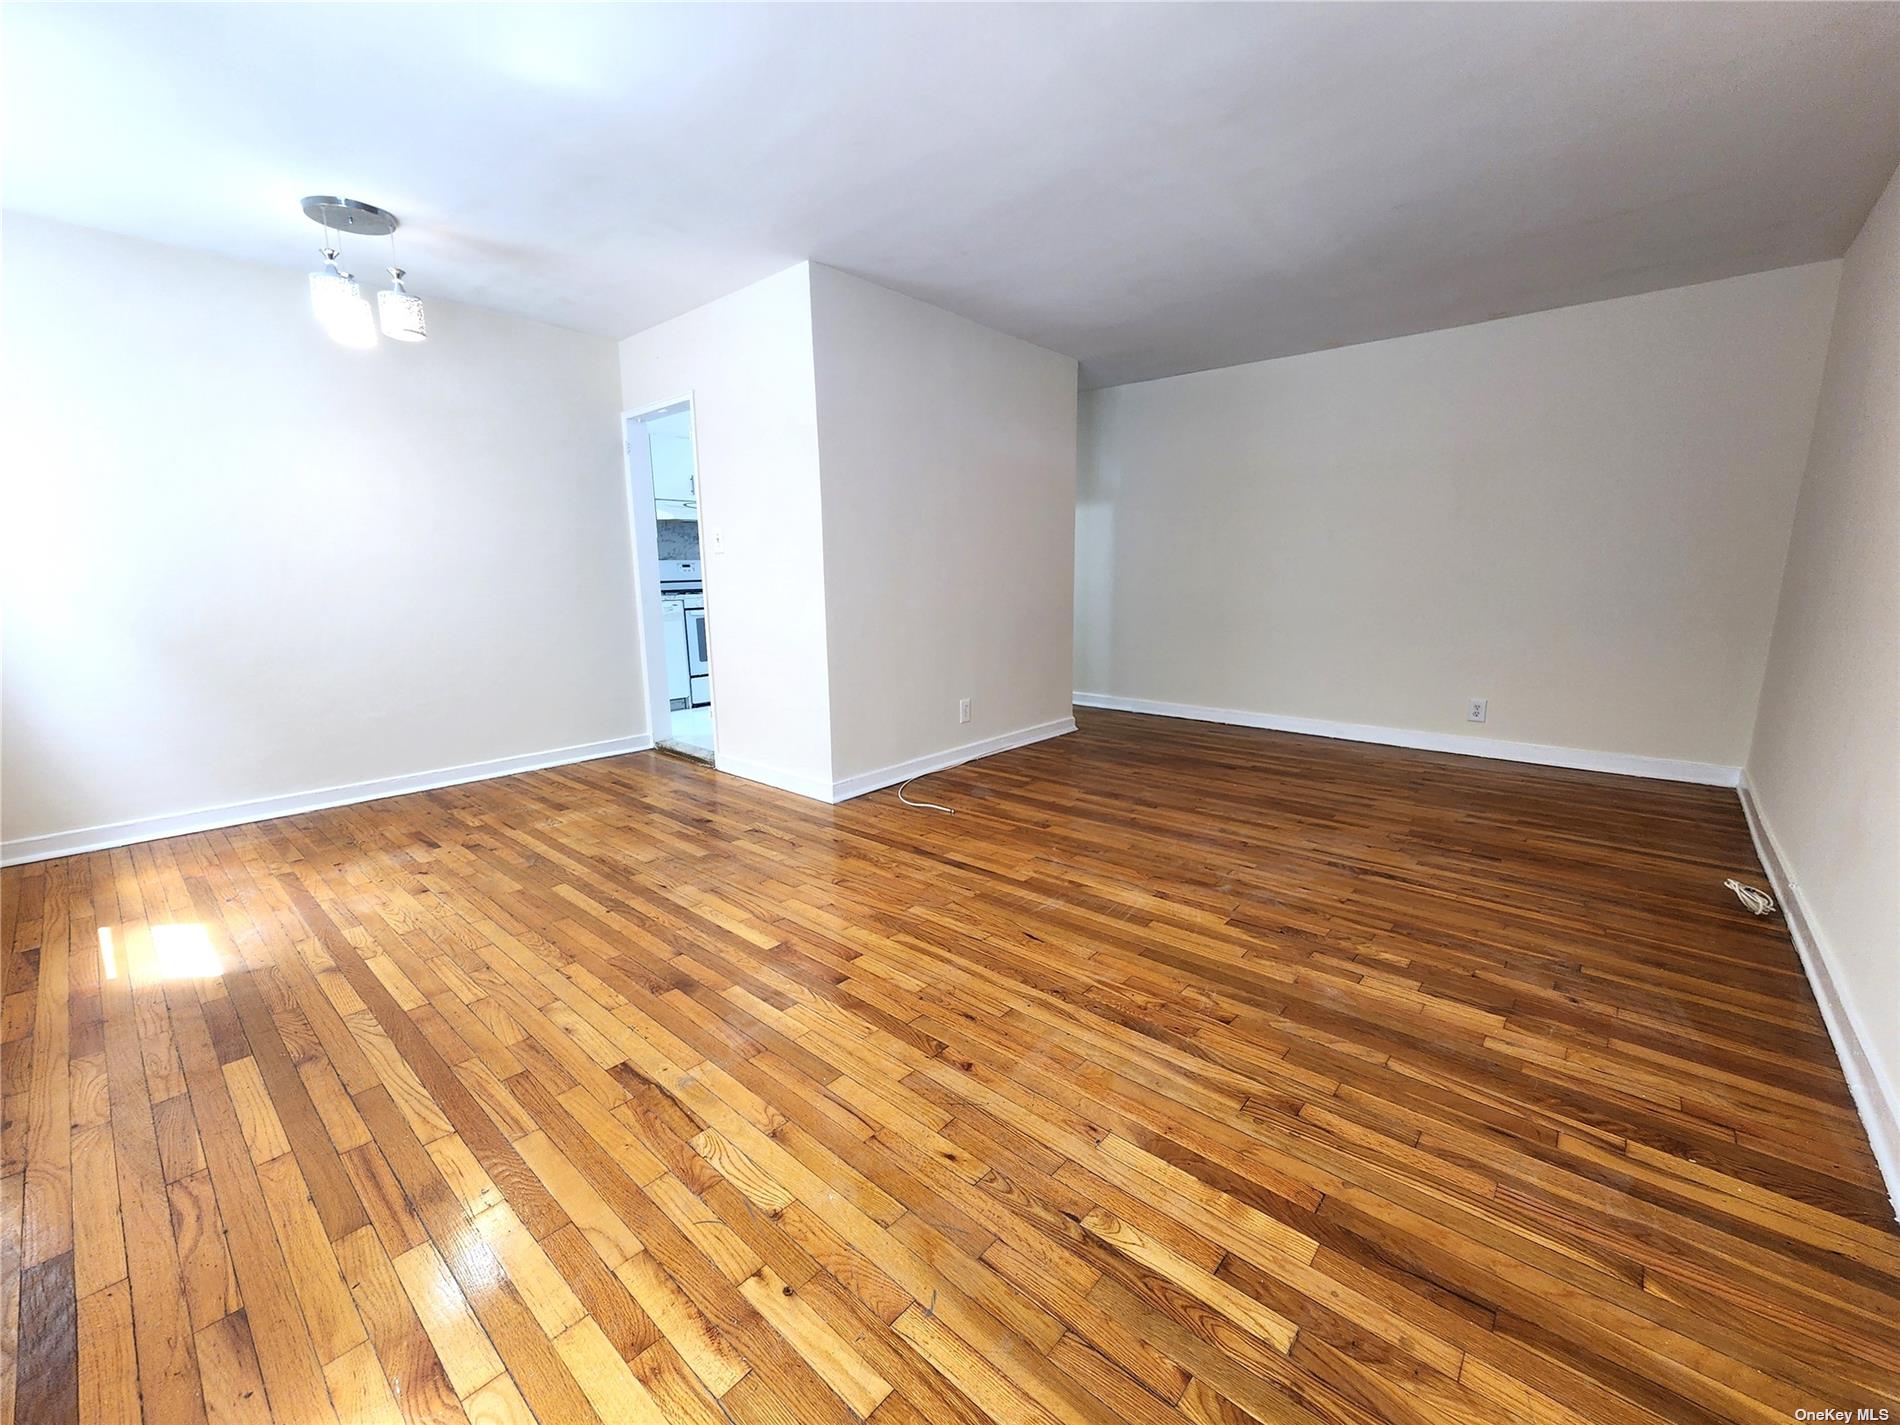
[685,605,710,679]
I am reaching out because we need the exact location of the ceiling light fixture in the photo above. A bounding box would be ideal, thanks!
[300,196,427,348]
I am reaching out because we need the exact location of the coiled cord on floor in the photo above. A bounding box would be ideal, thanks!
[1724,878,1777,916]
[896,777,954,815]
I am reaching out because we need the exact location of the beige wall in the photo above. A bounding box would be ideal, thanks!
[1075,263,1841,772]
[1748,165,1900,1183]
[809,265,1079,787]
[1,215,639,860]
[618,264,836,799]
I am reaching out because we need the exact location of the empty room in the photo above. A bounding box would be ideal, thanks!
[2,3,1897,1423]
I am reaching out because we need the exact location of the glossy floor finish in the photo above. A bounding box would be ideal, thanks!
[3,709,1896,1425]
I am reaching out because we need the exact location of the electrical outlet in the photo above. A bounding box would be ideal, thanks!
[958,698,972,724]
[1467,698,1488,724]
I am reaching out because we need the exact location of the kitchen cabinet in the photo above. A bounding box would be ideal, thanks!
[652,446,696,521]
[652,441,696,502]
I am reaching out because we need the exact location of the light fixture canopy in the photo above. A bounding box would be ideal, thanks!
[301,196,399,238]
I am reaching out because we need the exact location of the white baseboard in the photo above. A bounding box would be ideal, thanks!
[711,754,836,805]
[1738,775,1900,1219]
[830,717,1078,803]
[1073,692,1740,787]
[0,733,655,868]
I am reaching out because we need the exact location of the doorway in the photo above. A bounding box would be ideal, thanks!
[624,399,716,762]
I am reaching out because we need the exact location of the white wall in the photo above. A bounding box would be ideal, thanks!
[1747,164,1900,1193]
[618,264,836,798]
[1075,263,1842,774]
[1,214,640,861]
[809,265,1079,787]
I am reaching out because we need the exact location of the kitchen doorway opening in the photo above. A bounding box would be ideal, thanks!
[624,399,715,763]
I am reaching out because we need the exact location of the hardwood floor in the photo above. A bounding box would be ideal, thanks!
[3,708,1896,1425]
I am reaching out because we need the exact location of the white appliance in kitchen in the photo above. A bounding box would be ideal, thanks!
[658,560,710,709]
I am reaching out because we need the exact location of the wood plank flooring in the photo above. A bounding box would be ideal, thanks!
[3,708,1896,1425]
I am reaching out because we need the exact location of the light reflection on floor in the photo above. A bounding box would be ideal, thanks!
[97,922,222,980]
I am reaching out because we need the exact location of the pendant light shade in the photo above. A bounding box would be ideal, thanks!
[307,247,354,319]
[378,267,428,342]
[309,248,377,348]
[327,285,379,349]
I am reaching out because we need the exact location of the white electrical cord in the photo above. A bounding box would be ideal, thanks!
[1724,878,1777,916]
[896,777,954,815]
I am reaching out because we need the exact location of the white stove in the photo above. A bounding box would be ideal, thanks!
[658,561,709,708]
